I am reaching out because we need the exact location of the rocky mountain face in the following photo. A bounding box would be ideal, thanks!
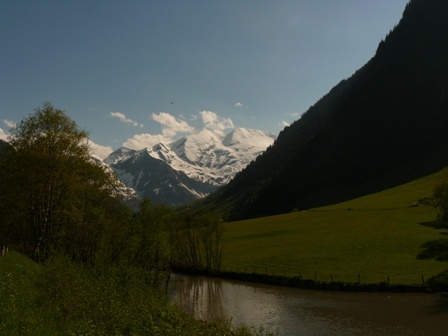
[90,155,141,210]
[198,0,448,220]
[104,128,276,205]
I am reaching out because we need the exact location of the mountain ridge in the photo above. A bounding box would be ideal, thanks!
[197,0,448,220]
[104,127,276,205]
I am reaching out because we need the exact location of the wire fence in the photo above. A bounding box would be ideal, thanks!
[221,263,428,286]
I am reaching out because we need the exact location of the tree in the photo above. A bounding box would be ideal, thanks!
[0,102,118,262]
[170,212,224,273]
[198,213,224,272]
[170,213,204,271]
[434,182,448,221]
[130,199,172,286]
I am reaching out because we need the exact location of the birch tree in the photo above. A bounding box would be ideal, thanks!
[0,102,117,262]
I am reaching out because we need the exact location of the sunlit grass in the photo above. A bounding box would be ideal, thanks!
[222,168,448,285]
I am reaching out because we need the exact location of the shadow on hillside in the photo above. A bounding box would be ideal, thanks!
[418,220,448,294]
[418,220,448,261]
[419,219,448,231]
[418,239,448,261]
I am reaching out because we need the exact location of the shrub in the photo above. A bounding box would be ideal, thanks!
[434,182,448,221]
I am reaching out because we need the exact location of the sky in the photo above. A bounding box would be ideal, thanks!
[1,0,409,159]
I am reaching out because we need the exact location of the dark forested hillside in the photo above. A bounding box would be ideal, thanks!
[199,0,448,220]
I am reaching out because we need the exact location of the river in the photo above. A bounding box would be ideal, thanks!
[168,273,448,336]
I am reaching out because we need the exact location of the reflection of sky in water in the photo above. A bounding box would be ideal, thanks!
[168,274,447,336]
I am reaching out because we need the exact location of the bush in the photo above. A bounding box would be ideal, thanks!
[36,255,274,336]
[434,182,448,221]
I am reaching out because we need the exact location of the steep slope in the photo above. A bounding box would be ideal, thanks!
[105,128,276,205]
[90,155,140,210]
[201,0,448,220]
[105,148,216,205]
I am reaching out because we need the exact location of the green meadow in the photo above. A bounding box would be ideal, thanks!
[221,168,448,285]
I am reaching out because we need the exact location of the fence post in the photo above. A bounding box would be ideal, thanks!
[421,275,425,286]
[330,274,334,282]
[357,274,360,284]
[314,271,317,281]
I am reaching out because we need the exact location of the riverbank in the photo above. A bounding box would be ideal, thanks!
[218,270,433,292]
[168,273,448,336]
[173,267,444,293]
[0,251,274,336]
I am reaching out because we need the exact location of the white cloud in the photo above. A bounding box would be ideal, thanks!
[110,112,142,127]
[234,102,244,108]
[0,128,8,141]
[3,119,16,128]
[123,133,168,150]
[199,111,234,136]
[152,112,195,138]
[280,121,290,127]
[88,140,113,160]
[291,112,299,117]
[122,111,235,150]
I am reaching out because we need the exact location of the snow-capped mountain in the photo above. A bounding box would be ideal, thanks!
[90,155,140,210]
[104,128,276,205]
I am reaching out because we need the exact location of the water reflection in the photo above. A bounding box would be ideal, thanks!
[173,275,227,321]
[168,274,448,336]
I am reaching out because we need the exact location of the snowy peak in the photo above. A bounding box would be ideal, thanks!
[170,129,222,164]
[104,127,276,205]
[104,147,137,165]
[223,128,276,151]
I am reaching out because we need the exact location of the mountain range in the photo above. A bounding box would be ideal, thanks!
[104,128,276,205]
[195,0,448,220]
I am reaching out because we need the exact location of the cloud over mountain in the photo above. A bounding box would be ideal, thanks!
[88,140,113,160]
[123,134,168,150]
[199,111,234,136]
[123,110,239,150]
[110,112,143,127]
[152,112,195,138]
[0,128,7,141]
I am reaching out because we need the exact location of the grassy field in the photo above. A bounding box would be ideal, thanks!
[221,168,448,285]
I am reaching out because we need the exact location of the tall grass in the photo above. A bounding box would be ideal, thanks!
[0,252,275,335]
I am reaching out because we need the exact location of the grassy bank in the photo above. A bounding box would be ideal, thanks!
[221,168,448,287]
[0,252,273,336]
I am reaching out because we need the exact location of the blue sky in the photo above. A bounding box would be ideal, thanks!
[1,0,408,158]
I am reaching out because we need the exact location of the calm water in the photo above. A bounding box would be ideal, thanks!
[168,274,448,336]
